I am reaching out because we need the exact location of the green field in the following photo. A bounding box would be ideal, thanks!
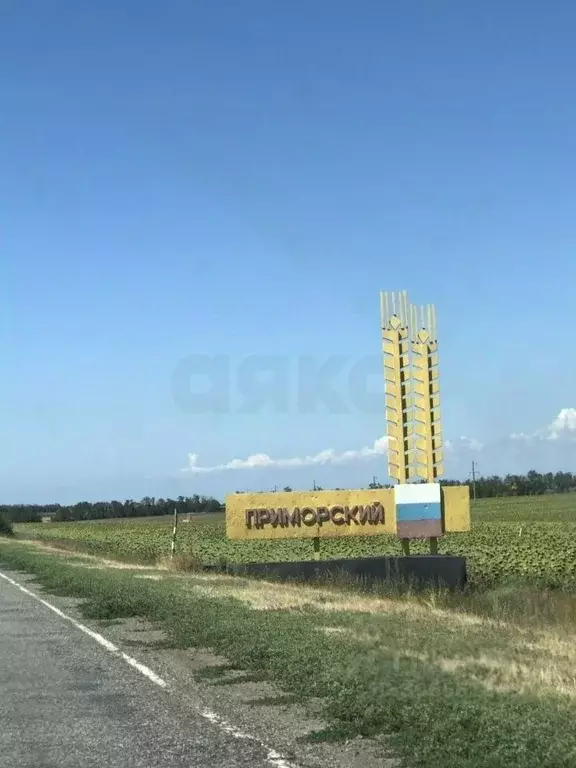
[15,493,576,587]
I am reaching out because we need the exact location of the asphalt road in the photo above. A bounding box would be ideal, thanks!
[0,571,291,768]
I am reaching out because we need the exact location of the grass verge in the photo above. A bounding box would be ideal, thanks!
[1,541,576,768]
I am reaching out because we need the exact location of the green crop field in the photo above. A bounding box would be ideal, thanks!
[14,493,576,587]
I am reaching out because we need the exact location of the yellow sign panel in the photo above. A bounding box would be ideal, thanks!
[226,489,396,541]
[441,485,470,532]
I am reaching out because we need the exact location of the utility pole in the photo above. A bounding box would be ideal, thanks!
[471,461,477,501]
[171,507,178,558]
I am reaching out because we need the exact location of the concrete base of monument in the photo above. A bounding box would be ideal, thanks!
[209,555,467,591]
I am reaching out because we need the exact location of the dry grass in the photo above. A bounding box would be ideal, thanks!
[184,572,576,702]
[156,553,203,571]
[21,539,153,569]
[184,571,486,624]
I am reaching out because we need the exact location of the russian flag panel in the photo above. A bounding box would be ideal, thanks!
[394,483,442,538]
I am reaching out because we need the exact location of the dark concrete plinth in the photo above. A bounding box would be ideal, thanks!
[215,555,467,591]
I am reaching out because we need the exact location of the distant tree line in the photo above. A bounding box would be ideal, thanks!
[445,470,576,498]
[367,469,576,498]
[0,495,223,524]
[3,470,576,524]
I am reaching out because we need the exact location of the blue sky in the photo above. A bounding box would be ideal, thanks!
[2,1,576,503]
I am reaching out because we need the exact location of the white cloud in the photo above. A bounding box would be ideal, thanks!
[445,436,484,452]
[460,436,484,451]
[181,410,576,477]
[546,408,576,440]
[181,436,389,474]
[510,408,576,442]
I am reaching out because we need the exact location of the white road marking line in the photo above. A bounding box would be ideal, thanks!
[200,709,295,768]
[0,569,299,768]
[0,570,167,686]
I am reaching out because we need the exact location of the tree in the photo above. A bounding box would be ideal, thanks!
[0,512,14,537]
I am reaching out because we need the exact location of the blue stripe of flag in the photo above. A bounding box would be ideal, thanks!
[396,502,441,521]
